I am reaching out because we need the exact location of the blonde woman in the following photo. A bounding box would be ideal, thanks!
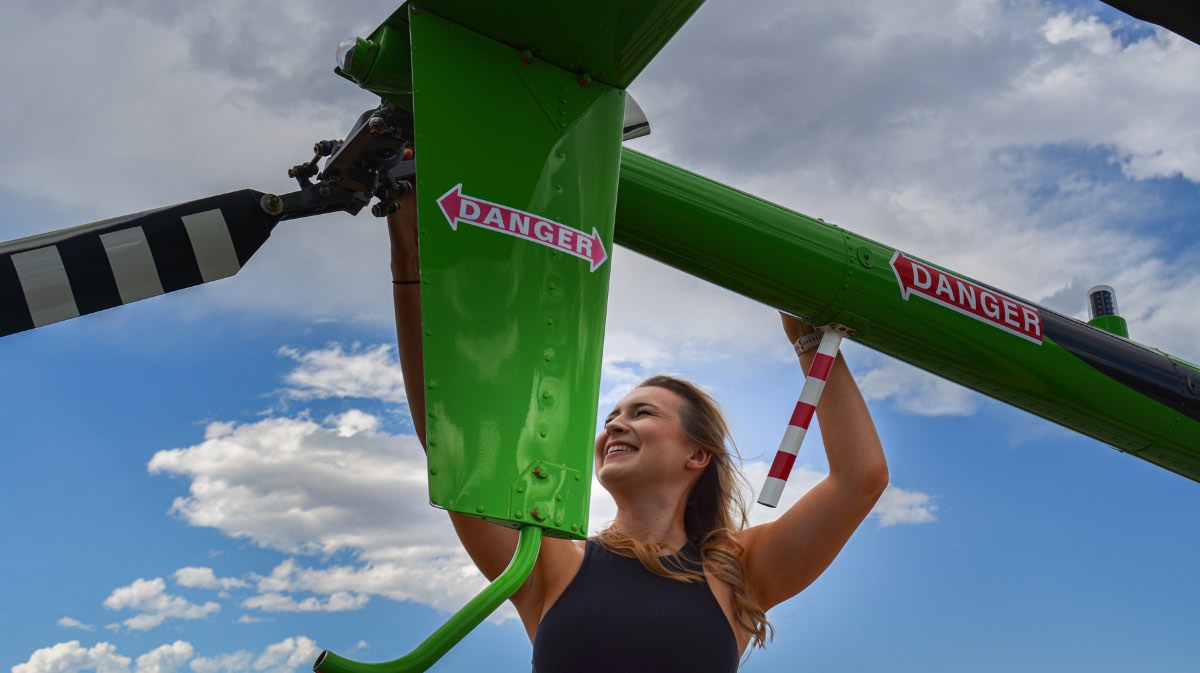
[388,190,887,672]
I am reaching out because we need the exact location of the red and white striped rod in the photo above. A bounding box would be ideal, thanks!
[758,328,844,508]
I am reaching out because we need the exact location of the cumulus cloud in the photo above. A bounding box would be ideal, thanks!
[102,578,219,631]
[145,408,494,619]
[148,413,439,556]
[251,637,321,673]
[242,591,368,613]
[13,641,130,673]
[134,642,193,673]
[56,616,95,632]
[13,636,318,673]
[173,567,248,592]
[277,344,408,405]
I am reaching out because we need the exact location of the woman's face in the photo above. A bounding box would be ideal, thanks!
[594,385,702,491]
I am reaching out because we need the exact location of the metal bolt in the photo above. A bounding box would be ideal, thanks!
[476,505,486,513]
[530,507,547,522]
[516,484,525,493]
[533,466,547,479]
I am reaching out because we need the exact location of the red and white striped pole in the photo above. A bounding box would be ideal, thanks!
[758,328,844,508]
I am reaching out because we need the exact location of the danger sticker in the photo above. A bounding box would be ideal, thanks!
[436,184,608,272]
[890,251,1043,344]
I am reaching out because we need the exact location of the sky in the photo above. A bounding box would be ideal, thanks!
[2,1,1200,672]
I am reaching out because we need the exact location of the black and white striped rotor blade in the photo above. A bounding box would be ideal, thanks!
[0,189,282,338]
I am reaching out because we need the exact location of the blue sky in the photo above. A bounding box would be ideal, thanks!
[3,1,1200,672]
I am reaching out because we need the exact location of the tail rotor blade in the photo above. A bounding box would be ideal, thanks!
[0,189,282,338]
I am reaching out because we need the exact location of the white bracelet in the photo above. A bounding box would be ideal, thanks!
[792,331,822,356]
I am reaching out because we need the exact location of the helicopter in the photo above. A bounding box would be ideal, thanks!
[7,1,1200,671]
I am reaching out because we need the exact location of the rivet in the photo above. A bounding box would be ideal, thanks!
[429,439,437,447]
[530,507,547,522]
[539,430,548,438]
[424,328,433,336]
[516,484,525,493]
[555,495,563,502]
[476,505,486,513]
[427,380,437,389]
[542,390,552,399]
[427,410,436,418]
[430,467,438,475]
[546,317,556,326]
[549,282,557,290]
[515,511,524,519]
[554,517,563,526]
[559,97,567,104]
[570,523,578,531]
[574,475,581,481]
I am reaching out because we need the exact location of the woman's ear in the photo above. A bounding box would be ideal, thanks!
[686,447,712,471]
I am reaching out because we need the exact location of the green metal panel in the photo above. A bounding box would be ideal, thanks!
[409,8,626,539]
[615,148,1200,482]
[339,0,706,108]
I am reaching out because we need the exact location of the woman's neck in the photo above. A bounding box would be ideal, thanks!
[609,493,690,550]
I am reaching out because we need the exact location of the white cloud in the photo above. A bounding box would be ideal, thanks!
[173,567,248,592]
[13,638,318,673]
[146,409,497,619]
[148,414,440,556]
[858,358,982,417]
[102,578,219,631]
[56,616,95,632]
[242,591,368,613]
[251,637,321,673]
[191,637,317,673]
[874,486,939,526]
[134,642,193,673]
[189,651,253,673]
[13,641,130,673]
[277,344,407,405]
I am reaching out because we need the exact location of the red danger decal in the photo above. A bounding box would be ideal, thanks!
[890,251,1043,344]
[437,184,608,272]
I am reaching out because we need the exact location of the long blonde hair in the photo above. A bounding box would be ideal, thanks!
[596,375,773,650]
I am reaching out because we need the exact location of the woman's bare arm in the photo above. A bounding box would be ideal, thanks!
[737,314,890,612]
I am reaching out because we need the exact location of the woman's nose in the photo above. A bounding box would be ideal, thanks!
[605,417,627,434]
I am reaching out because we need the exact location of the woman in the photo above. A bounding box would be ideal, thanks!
[387,183,888,671]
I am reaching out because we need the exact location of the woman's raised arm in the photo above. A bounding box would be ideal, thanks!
[737,314,890,612]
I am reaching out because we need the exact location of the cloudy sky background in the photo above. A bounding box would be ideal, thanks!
[3,1,1199,672]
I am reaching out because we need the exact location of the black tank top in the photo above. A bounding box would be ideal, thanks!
[532,539,740,673]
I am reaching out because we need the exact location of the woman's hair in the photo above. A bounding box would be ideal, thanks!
[596,375,773,651]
